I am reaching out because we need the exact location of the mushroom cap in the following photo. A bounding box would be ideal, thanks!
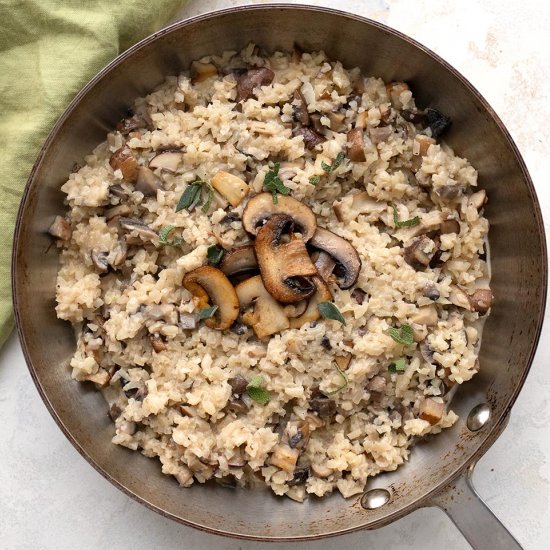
[219,244,258,278]
[242,193,316,241]
[309,227,361,289]
[255,214,317,304]
[182,266,240,330]
[289,276,332,329]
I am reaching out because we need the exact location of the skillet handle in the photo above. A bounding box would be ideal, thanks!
[429,463,523,550]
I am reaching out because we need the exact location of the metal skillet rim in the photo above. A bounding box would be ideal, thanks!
[11,3,548,542]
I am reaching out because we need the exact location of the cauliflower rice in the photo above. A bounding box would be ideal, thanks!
[53,44,492,502]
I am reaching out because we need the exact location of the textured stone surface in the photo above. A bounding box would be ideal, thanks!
[2,1,549,548]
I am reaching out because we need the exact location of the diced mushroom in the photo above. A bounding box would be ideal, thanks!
[404,236,436,270]
[105,204,132,221]
[187,456,215,479]
[254,214,317,303]
[149,334,167,352]
[412,135,436,171]
[109,184,128,200]
[468,190,487,211]
[174,467,194,487]
[119,217,158,242]
[355,111,368,129]
[226,398,248,414]
[179,313,198,330]
[351,288,367,305]
[219,244,258,278]
[191,61,218,83]
[346,128,366,162]
[292,126,326,150]
[435,185,464,201]
[182,266,240,330]
[309,227,361,289]
[420,340,435,364]
[369,126,392,145]
[228,375,248,395]
[469,288,493,315]
[242,193,317,241]
[313,251,337,283]
[309,113,325,134]
[309,397,336,418]
[292,88,310,125]
[289,276,332,329]
[423,282,440,301]
[116,113,148,135]
[386,82,409,109]
[135,166,162,196]
[270,444,300,473]
[440,218,461,235]
[288,467,309,486]
[449,285,473,310]
[279,160,305,181]
[236,67,275,101]
[311,463,333,478]
[286,420,310,451]
[110,147,139,183]
[328,111,346,132]
[334,353,352,371]
[425,108,452,138]
[148,150,183,173]
[333,191,385,223]
[211,171,249,207]
[110,240,127,268]
[235,275,290,338]
[91,250,109,273]
[48,216,71,240]
[419,397,445,425]
[411,305,438,326]
[367,375,387,393]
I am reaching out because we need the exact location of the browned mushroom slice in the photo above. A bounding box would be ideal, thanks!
[211,171,249,207]
[328,111,346,132]
[105,204,132,221]
[419,397,445,425]
[313,251,336,283]
[283,300,308,319]
[292,126,326,150]
[292,87,310,126]
[220,244,258,278]
[135,166,162,196]
[309,227,361,289]
[236,67,275,101]
[48,215,71,240]
[403,236,436,270]
[469,288,493,314]
[289,276,332,329]
[346,128,366,162]
[182,266,240,330]
[333,191,385,223]
[148,150,183,172]
[270,444,299,473]
[119,218,158,242]
[242,193,316,241]
[191,61,218,83]
[309,113,325,134]
[109,147,139,183]
[235,275,290,338]
[255,214,317,303]
[440,218,461,235]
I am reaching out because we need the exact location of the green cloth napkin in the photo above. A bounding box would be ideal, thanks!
[0,0,187,349]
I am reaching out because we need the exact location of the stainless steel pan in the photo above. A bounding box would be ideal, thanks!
[11,5,547,548]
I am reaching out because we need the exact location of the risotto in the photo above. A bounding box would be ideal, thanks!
[51,44,492,501]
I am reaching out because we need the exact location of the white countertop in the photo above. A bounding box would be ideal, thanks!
[2,1,550,548]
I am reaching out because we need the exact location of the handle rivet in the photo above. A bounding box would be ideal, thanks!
[467,403,491,431]
[361,488,391,510]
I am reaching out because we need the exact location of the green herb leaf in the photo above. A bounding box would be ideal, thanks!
[388,357,407,373]
[207,244,224,265]
[198,305,218,320]
[321,151,345,173]
[391,204,420,228]
[309,175,321,185]
[389,324,414,346]
[176,182,203,212]
[201,184,214,213]
[264,162,291,204]
[318,301,346,325]
[158,225,182,246]
[246,375,271,405]
[323,363,349,395]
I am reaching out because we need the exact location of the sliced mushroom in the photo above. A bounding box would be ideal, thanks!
[148,150,183,172]
[235,275,290,338]
[346,128,366,162]
[91,250,109,273]
[468,190,487,210]
[369,126,392,145]
[109,184,128,200]
[149,334,167,352]
[419,397,445,425]
[351,288,367,305]
[242,193,316,241]
[236,67,275,101]
[423,281,440,301]
[211,171,249,207]
[448,285,473,310]
[410,305,438,326]
[228,375,248,395]
[440,218,461,235]
[309,227,361,289]
[270,444,299,473]
[255,215,317,303]
[48,216,71,240]
[116,113,148,135]
[403,236,435,270]
[313,251,337,283]
[292,126,326,150]
[110,240,127,268]
[119,217,158,242]
[386,81,410,109]
[135,166,162,196]
[469,288,493,314]
[226,398,248,415]
[191,61,218,83]
[334,353,352,371]
[286,420,310,451]
[328,111,346,132]
[420,340,435,364]
[333,191,386,223]
[283,301,308,319]
[182,266,240,330]
[309,113,325,134]
[110,147,139,183]
[412,135,436,171]
[309,397,336,418]
[219,244,258,278]
[289,276,332,329]
[292,88,310,126]
[279,159,305,181]
[105,204,132,221]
